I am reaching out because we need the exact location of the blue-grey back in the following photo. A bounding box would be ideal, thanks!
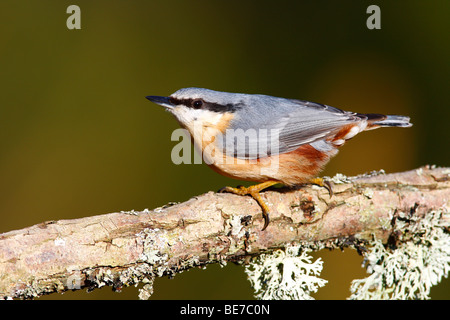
[220,92,359,159]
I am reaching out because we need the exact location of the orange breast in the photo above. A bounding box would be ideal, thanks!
[204,142,333,186]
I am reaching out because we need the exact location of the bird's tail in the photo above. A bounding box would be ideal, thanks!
[362,113,413,130]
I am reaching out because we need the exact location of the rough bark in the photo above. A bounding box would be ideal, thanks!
[0,166,448,299]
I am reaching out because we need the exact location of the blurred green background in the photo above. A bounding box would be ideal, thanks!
[0,1,448,299]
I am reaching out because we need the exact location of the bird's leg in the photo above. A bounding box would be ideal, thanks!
[219,180,279,230]
[309,177,333,196]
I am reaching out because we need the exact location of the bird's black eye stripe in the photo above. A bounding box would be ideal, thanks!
[169,97,203,109]
[168,97,243,113]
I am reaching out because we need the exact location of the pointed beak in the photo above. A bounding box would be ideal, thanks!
[146,95,174,109]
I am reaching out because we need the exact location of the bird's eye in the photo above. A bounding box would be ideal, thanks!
[192,99,203,109]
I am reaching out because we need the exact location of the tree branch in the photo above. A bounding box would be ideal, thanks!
[1,166,448,299]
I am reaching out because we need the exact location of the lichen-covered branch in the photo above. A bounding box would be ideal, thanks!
[0,166,448,299]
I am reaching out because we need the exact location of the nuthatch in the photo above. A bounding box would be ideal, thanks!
[146,88,412,230]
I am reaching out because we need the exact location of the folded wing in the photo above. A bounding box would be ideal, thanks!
[218,96,362,159]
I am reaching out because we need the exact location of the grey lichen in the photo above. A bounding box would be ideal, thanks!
[325,172,352,185]
[325,169,387,185]
[349,209,450,299]
[245,245,327,300]
[244,202,448,300]
[133,227,204,299]
[137,228,170,271]
[138,277,154,300]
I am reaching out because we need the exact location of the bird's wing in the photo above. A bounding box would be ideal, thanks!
[218,98,362,159]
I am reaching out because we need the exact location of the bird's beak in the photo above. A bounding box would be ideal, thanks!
[146,95,174,109]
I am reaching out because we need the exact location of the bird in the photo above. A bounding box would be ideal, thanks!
[146,88,412,230]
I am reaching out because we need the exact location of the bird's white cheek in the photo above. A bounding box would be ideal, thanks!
[169,106,194,125]
[171,107,224,131]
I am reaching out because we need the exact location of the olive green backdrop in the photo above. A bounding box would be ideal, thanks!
[0,1,448,299]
